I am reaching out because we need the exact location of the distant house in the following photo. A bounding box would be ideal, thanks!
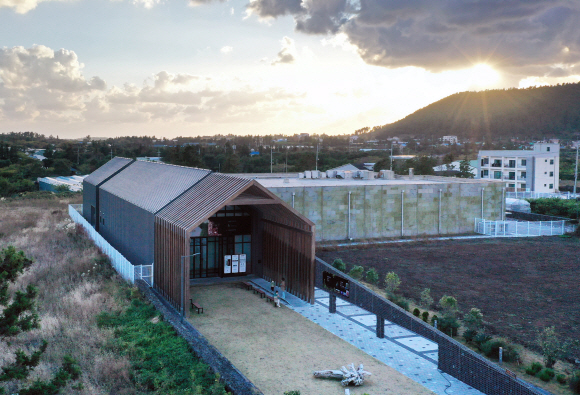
[442,136,458,144]
[477,142,559,192]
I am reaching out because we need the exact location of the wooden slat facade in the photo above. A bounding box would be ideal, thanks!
[153,179,316,314]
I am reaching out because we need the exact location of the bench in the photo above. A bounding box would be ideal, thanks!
[242,281,253,291]
[265,294,275,304]
[253,287,265,298]
[190,299,204,314]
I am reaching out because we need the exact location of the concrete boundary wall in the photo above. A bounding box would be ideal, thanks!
[135,280,263,395]
[267,181,504,241]
[315,258,543,395]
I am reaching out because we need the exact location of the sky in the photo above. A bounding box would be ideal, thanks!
[1,0,580,139]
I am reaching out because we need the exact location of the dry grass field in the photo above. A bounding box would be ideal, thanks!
[188,283,433,395]
[0,195,136,394]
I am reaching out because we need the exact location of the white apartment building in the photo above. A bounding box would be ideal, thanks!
[442,135,458,144]
[477,142,559,193]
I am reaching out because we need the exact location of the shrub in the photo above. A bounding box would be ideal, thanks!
[556,374,567,384]
[569,371,580,394]
[480,338,519,363]
[332,259,346,272]
[365,268,379,285]
[439,315,460,337]
[537,368,555,382]
[420,288,434,308]
[439,295,458,315]
[284,391,300,395]
[463,329,477,343]
[473,332,492,350]
[413,308,420,317]
[386,293,409,311]
[385,272,401,294]
[463,308,483,331]
[525,362,543,376]
[348,265,364,280]
[537,326,571,369]
[421,311,429,323]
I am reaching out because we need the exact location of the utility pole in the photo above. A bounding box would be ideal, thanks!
[574,137,579,197]
[315,143,319,171]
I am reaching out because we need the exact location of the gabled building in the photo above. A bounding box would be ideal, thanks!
[477,142,559,192]
[83,158,315,311]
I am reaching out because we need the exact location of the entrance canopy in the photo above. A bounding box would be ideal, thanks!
[154,172,315,312]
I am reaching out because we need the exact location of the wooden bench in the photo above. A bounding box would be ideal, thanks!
[190,299,204,314]
[242,281,253,291]
[253,287,265,298]
[265,294,275,304]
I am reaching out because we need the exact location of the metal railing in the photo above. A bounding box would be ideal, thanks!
[506,191,577,200]
[68,204,153,284]
[474,218,574,237]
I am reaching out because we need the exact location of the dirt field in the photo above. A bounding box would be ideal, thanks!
[188,283,433,395]
[318,237,580,356]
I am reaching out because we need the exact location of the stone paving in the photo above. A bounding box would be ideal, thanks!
[284,285,485,395]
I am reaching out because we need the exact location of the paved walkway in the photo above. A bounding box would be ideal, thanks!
[251,279,484,395]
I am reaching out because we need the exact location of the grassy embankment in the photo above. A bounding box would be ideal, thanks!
[0,193,227,395]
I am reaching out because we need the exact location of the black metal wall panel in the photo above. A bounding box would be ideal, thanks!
[99,189,155,266]
[83,181,97,223]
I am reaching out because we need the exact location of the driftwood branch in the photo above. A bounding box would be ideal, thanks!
[314,363,372,386]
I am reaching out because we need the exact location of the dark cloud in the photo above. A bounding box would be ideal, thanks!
[248,0,580,75]
[247,0,304,18]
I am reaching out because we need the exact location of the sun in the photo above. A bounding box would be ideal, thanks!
[470,64,500,87]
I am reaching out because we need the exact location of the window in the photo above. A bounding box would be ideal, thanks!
[545,159,548,162]
[509,184,515,188]
[549,184,553,189]
[494,171,501,179]
[481,158,489,166]
[550,159,554,165]
[480,170,489,178]
[547,147,551,152]
[544,172,547,174]
[492,159,502,167]
[544,184,547,187]
[521,159,527,166]
[520,172,526,179]
[508,172,515,180]
[508,160,516,168]
[521,184,527,189]
[550,171,554,177]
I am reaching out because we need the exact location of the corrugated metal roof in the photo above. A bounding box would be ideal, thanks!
[100,161,211,213]
[84,157,133,186]
[156,172,252,229]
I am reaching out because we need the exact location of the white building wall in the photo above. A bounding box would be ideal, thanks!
[476,143,559,193]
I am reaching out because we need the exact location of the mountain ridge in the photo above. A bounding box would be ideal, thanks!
[372,82,580,141]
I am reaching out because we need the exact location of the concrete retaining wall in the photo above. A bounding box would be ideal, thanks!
[267,180,504,241]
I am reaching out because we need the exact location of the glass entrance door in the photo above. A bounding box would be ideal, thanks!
[190,235,251,279]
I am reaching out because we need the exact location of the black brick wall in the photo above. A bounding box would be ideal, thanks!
[315,258,544,395]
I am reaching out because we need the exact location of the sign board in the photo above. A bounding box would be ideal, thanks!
[323,271,350,298]
[232,255,239,273]
[239,254,246,273]
[224,255,232,274]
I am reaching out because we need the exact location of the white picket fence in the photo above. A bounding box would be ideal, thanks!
[474,218,574,237]
[68,204,153,285]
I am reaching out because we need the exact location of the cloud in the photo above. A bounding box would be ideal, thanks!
[220,46,233,54]
[271,36,296,65]
[0,45,106,121]
[131,0,163,8]
[0,0,70,14]
[247,0,580,76]
[0,45,306,125]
